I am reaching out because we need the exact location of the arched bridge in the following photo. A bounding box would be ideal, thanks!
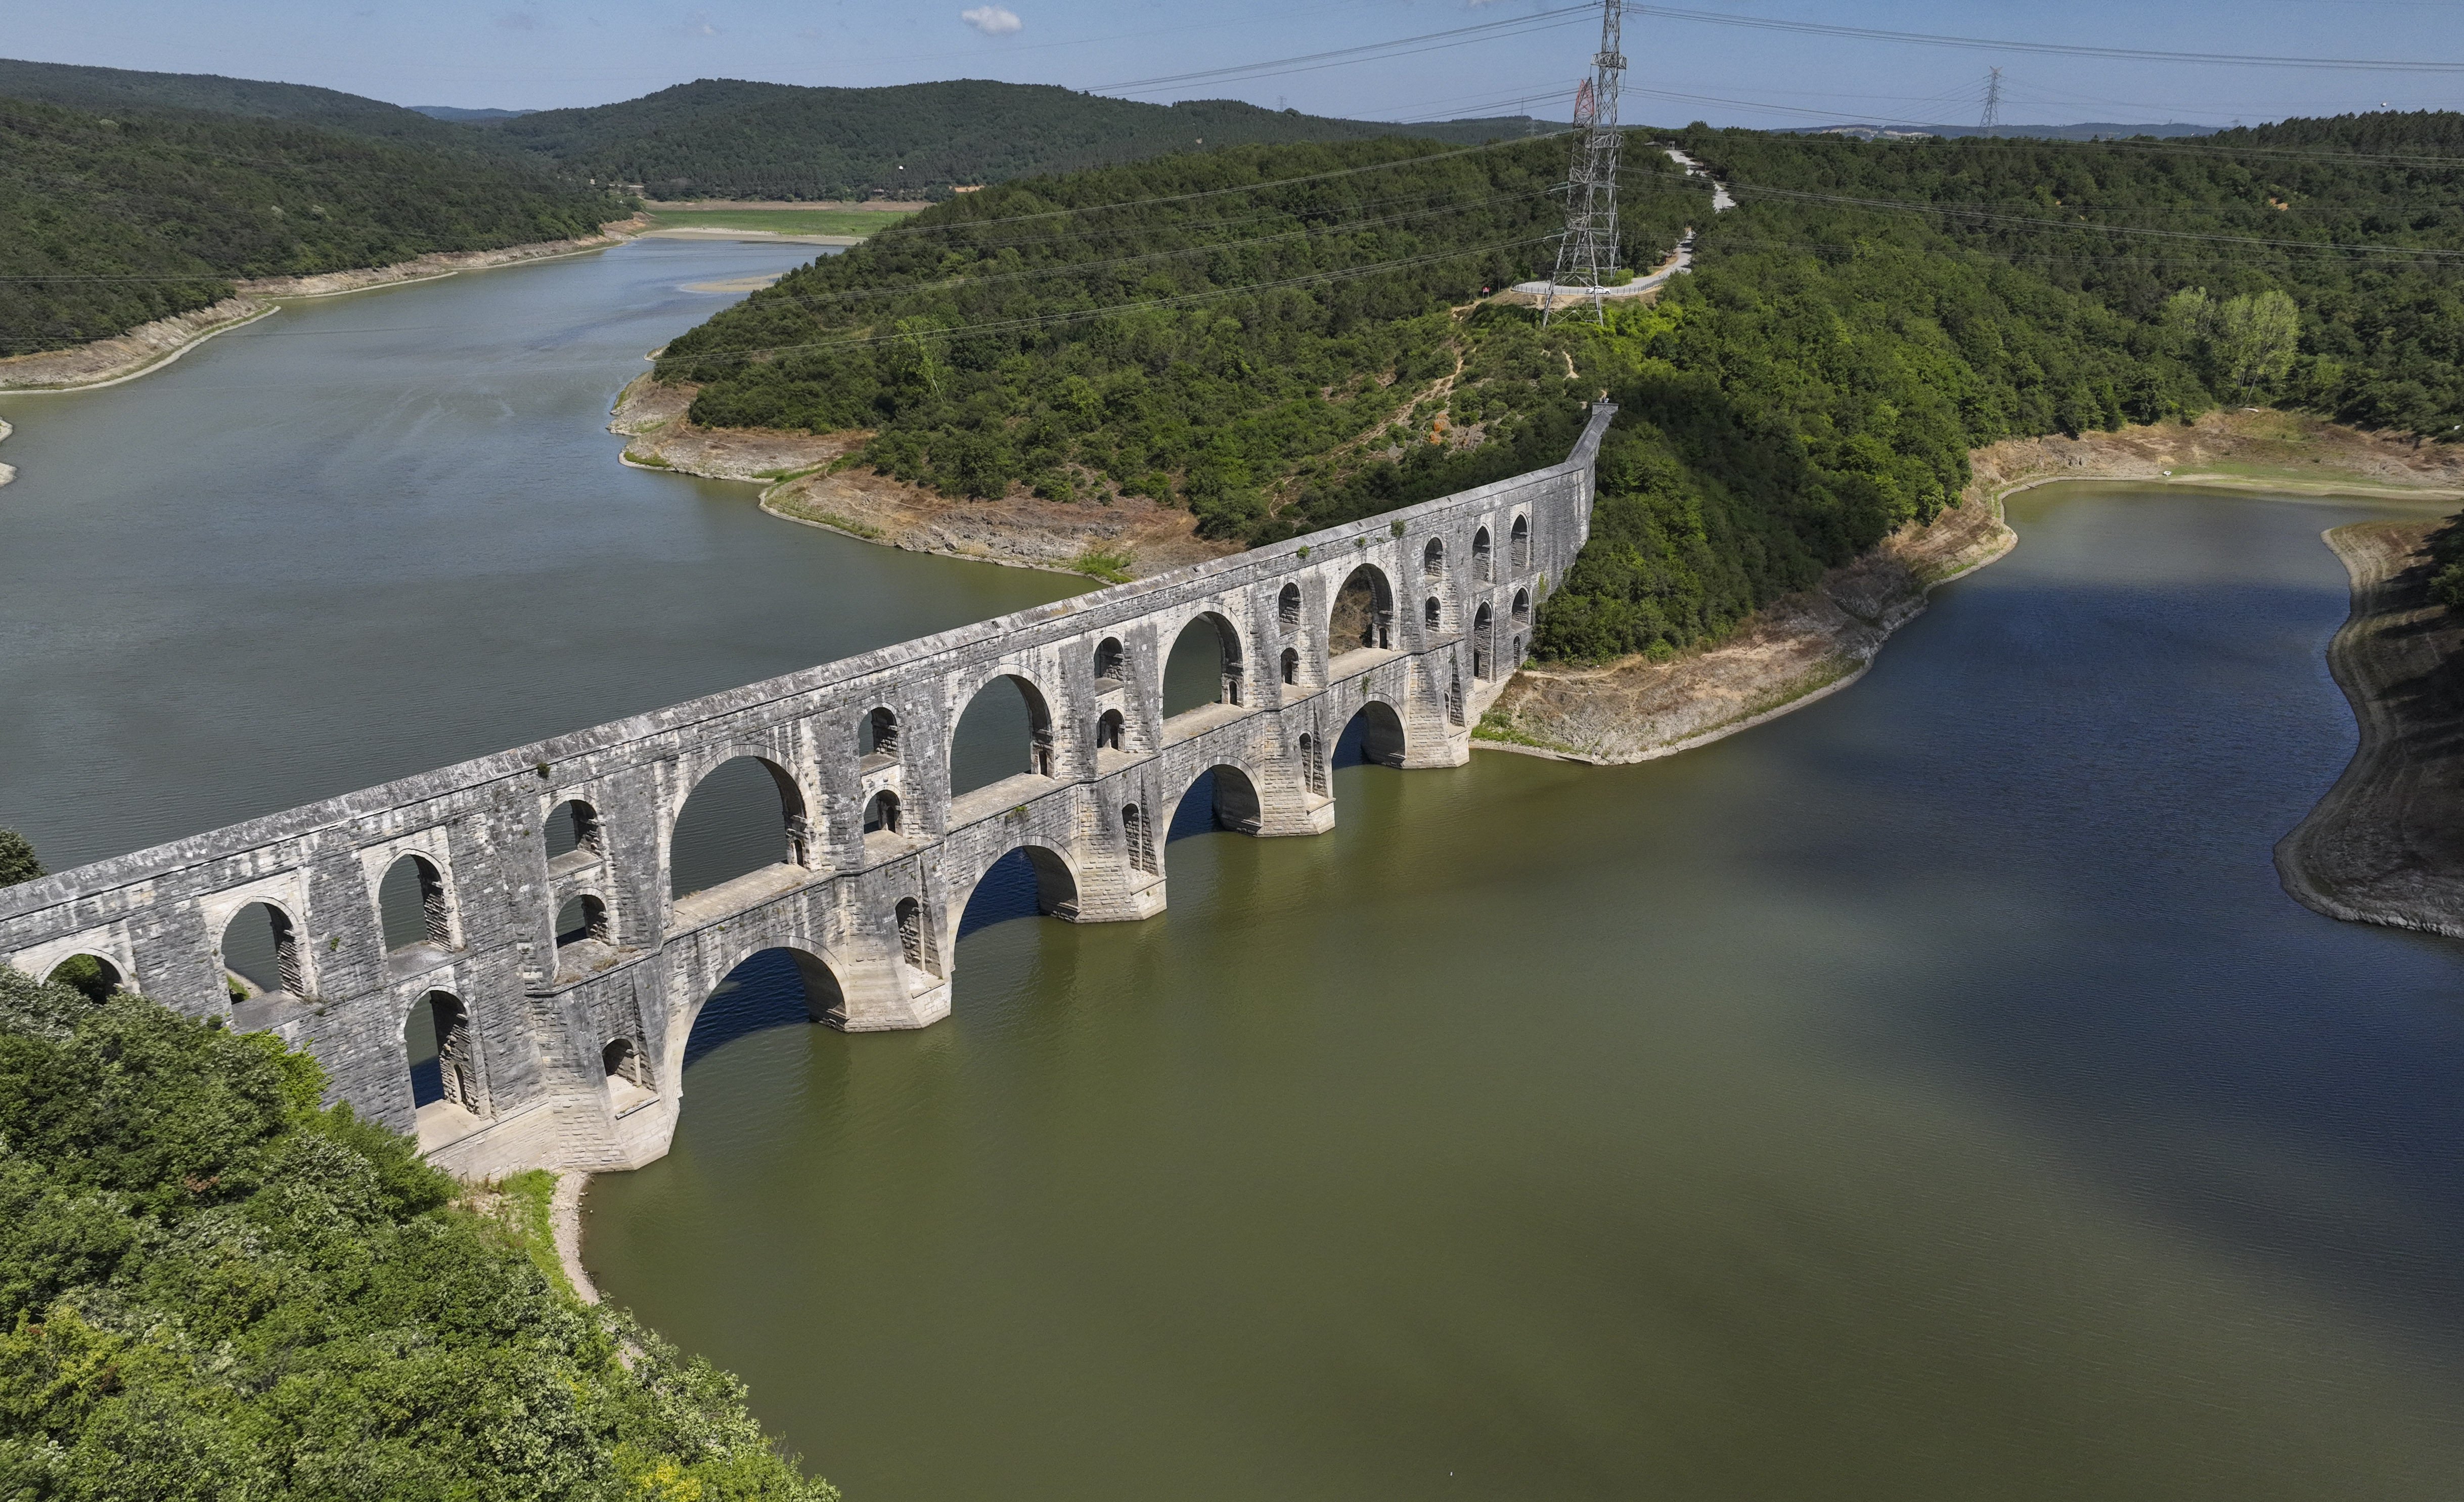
[0,404,1614,1176]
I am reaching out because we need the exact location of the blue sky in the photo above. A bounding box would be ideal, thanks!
[14,1,2461,125]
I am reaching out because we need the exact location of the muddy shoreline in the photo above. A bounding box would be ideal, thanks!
[1479,411,2464,764]
[2274,518,2464,937]
[0,217,650,393]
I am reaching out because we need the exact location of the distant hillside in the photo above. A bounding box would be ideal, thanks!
[410,105,535,121]
[0,57,513,155]
[481,77,1544,199]
[1796,121,2219,142]
[0,93,623,355]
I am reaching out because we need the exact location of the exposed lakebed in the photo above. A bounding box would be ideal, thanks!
[2,242,2459,1499]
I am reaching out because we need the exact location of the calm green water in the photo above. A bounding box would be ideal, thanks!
[590,487,2464,1501]
[5,244,2460,1499]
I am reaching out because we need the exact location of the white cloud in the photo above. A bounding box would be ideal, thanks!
[960,6,1022,36]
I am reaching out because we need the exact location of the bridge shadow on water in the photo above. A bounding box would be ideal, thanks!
[683,949,817,1067]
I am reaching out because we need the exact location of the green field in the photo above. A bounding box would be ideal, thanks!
[645,207,920,238]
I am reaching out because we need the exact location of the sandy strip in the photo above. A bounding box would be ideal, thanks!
[551,1171,601,1305]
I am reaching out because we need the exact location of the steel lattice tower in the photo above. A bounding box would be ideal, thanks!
[1542,0,1627,326]
[1981,67,2004,130]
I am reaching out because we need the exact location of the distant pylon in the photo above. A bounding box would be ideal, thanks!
[1541,0,1626,327]
[1981,66,2003,130]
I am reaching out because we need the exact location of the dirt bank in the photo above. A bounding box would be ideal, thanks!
[2274,520,2464,938]
[608,375,1236,580]
[0,217,649,393]
[1480,411,2464,764]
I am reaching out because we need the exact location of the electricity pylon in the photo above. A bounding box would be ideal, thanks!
[1541,0,1627,327]
[1981,66,2004,130]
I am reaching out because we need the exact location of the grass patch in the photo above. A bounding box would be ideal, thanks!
[621,449,671,468]
[772,497,884,538]
[751,463,826,481]
[1069,548,1136,583]
[1472,709,1578,753]
[646,207,920,238]
[470,1169,573,1300]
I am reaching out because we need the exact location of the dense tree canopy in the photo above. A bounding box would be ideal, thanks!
[0,963,836,1501]
[0,94,625,356]
[483,78,1537,201]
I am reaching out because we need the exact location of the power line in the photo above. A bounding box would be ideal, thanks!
[1623,4,2464,71]
[661,237,1550,367]
[1084,7,1600,96]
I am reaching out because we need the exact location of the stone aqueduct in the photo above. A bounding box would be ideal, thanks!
[0,404,1613,1176]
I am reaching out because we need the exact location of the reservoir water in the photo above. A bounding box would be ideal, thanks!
[5,242,2461,1498]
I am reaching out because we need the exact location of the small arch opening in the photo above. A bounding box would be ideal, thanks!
[1123,803,1158,874]
[220,901,302,1000]
[1423,537,1446,578]
[1335,701,1409,770]
[861,706,902,762]
[669,754,811,899]
[864,788,903,835]
[405,989,479,1115]
[685,947,846,1063]
[951,674,1057,794]
[378,853,452,951]
[1280,647,1300,685]
[894,896,940,976]
[1472,526,1493,582]
[1097,708,1127,752]
[555,893,610,947]
[1473,601,1495,680]
[1424,596,1443,632]
[1512,587,1531,626]
[1092,637,1127,684]
[1329,566,1394,654]
[602,1036,647,1084]
[1169,765,1265,840]
[545,800,602,859]
[44,953,121,1005]
[957,845,1081,939]
[1277,582,1302,631]
[1511,514,1531,571]
[1298,733,1327,797]
[1163,612,1244,717]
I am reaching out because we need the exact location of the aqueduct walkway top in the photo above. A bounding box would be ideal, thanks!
[0,403,1614,1176]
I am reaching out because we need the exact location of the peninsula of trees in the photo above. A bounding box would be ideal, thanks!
[653,114,2462,664]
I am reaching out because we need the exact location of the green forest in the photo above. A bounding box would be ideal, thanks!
[659,114,2462,664]
[0,92,623,356]
[481,78,1535,201]
[0,946,836,1500]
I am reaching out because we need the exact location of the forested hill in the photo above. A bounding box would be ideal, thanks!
[482,78,1540,199]
[0,94,624,356]
[654,113,2462,669]
[0,57,515,155]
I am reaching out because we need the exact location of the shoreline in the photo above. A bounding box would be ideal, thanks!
[551,1172,601,1305]
[1478,411,2464,765]
[0,217,649,395]
[2274,518,2464,938]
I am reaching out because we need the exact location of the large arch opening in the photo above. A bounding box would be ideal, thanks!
[404,989,479,1116]
[545,800,602,861]
[1328,566,1394,656]
[1472,525,1493,582]
[951,673,1056,795]
[668,755,809,900]
[1423,536,1447,580]
[1334,700,1409,770]
[684,947,846,1066]
[1162,612,1244,718]
[1472,601,1495,681]
[1510,514,1532,571]
[220,901,301,1001]
[1092,637,1128,685]
[956,845,1081,940]
[44,953,121,1005]
[377,853,452,952]
[1168,764,1265,842]
[1276,583,1302,631]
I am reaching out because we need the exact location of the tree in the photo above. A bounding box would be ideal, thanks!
[0,830,41,888]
